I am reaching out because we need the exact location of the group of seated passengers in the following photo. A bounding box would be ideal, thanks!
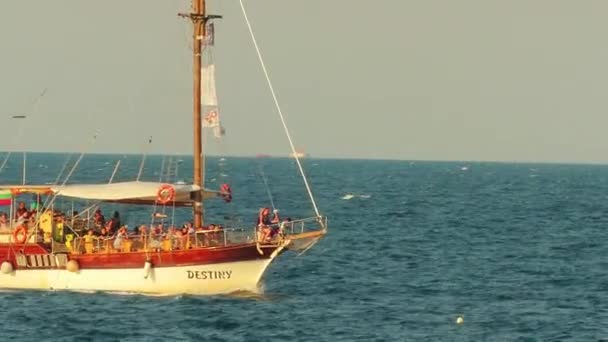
[81,221,227,252]
[256,207,292,242]
[0,202,67,229]
[13,201,57,222]
[91,209,121,232]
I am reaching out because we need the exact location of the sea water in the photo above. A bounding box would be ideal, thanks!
[0,154,606,341]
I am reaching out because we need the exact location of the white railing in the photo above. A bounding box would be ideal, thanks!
[69,228,254,254]
[1,215,327,254]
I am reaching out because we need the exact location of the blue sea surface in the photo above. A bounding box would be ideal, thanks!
[0,154,607,341]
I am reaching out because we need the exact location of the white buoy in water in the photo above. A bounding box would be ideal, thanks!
[456,316,464,325]
[66,260,79,273]
[143,260,152,279]
[1,261,13,274]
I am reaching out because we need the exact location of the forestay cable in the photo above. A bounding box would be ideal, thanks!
[258,164,276,211]
[239,0,321,217]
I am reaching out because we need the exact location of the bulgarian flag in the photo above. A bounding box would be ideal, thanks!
[0,191,11,206]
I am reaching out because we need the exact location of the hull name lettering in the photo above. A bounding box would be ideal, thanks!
[187,270,232,280]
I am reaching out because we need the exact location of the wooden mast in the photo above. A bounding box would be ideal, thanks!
[179,0,220,227]
[192,0,205,227]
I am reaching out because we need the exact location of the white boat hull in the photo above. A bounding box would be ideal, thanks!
[0,258,276,295]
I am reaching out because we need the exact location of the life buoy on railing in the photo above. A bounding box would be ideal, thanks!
[156,184,176,204]
[13,225,27,244]
[220,183,232,203]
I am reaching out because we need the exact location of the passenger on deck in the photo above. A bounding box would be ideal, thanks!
[114,226,128,250]
[104,220,115,236]
[166,225,176,242]
[98,227,109,238]
[28,211,38,226]
[271,209,280,224]
[257,208,272,242]
[154,224,164,235]
[149,226,162,251]
[138,225,148,242]
[186,222,195,235]
[279,217,292,236]
[0,212,8,230]
[84,229,97,253]
[54,213,65,242]
[203,224,216,245]
[181,223,194,249]
[15,202,28,221]
[175,228,184,249]
[257,208,271,226]
[93,209,105,227]
[105,211,120,235]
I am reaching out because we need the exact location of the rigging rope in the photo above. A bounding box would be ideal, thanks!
[238,0,321,218]
[136,136,153,182]
[54,153,73,185]
[257,163,276,211]
[31,133,97,242]
[42,133,97,208]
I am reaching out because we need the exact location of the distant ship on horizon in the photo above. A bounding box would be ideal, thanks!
[289,149,309,159]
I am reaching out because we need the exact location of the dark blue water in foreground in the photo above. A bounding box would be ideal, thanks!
[0,153,607,341]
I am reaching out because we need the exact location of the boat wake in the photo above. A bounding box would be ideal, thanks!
[341,193,371,200]
[225,289,288,301]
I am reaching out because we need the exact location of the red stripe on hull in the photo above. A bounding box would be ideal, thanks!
[0,244,49,255]
[73,244,278,269]
[0,243,281,270]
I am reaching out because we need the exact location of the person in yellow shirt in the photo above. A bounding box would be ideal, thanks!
[83,229,97,254]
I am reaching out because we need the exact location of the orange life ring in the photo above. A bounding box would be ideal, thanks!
[220,183,232,203]
[13,225,27,244]
[156,184,176,204]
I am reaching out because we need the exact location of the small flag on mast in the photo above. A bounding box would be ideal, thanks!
[213,125,226,139]
[205,22,215,46]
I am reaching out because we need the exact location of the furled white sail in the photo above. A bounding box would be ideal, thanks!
[201,64,218,107]
[51,181,202,201]
[201,62,225,137]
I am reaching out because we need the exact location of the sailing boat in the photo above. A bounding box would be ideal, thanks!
[0,0,326,295]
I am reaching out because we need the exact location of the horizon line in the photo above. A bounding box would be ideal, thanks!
[2,150,608,167]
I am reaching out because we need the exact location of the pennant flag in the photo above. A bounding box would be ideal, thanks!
[213,125,226,139]
[0,191,12,206]
[205,22,215,46]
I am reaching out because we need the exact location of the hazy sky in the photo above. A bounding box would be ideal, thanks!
[1,1,608,163]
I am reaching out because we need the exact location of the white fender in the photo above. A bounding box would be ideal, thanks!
[66,260,79,273]
[143,260,153,279]
[1,261,13,274]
